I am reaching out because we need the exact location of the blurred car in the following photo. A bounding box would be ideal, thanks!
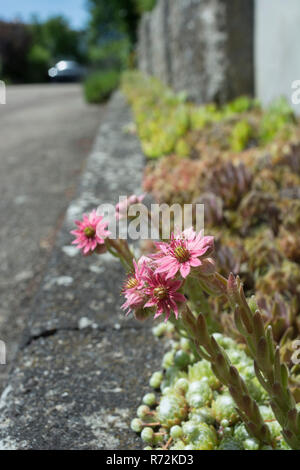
[48,60,86,82]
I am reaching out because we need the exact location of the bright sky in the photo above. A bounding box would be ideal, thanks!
[0,0,89,30]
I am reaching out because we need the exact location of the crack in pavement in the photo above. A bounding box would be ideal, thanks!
[21,322,146,350]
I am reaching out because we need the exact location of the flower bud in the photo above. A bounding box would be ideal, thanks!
[134,307,153,322]
[149,371,163,389]
[248,295,258,314]
[141,427,154,444]
[194,258,216,277]
[162,351,174,369]
[95,244,107,255]
[137,405,150,419]
[130,418,143,433]
[170,425,183,439]
[174,378,189,394]
[143,393,156,407]
[152,323,167,337]
[227,273,241,306]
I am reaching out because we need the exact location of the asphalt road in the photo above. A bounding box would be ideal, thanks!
[0,84,103,387]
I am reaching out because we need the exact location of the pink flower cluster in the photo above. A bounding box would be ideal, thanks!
[122,228,214,322]
[122,257,186,322]
[71,208,214,322]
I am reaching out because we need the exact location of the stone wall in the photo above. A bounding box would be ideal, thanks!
[255,0,300,114]
[168,0,208,102]
[137,13,152,75]
[137,0,254,104]
[150,0,171,84]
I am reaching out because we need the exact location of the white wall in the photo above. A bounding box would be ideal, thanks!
[255,0,300,113]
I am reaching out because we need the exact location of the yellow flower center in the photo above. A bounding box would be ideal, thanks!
[154,286,167,300]
[126,277,139,289]
[84,226,96,238]
[174,245,190,263]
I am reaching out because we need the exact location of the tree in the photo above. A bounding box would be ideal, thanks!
[135,0,157,14]
[27,44,51,82]
[29,15,84,64]
[87,0,140,45]
[0,21,32,82]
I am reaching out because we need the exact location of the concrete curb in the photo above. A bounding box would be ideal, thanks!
[0,92,164,450]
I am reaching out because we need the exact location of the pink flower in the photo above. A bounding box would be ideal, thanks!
[143,270,186,322]
[153,228,214,279]
[121,258,148,314]
[115,195,145,221]
[71,210,110,255]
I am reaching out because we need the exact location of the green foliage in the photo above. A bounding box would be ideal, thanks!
[186,381,213,408]
[157,392,188,427]
[88,37,131,71]
[29,16,83,63]
[182,421,218,450]
[218,437,244,450]
[223,95,258,116]
[123,72,300,451]
[175,139,191,158]
[123,73,299,164]
[86,0,140,95]
[0,16,85,83]
[189,104,221,130]
[122,72,265,159]
[132,332,289,450]
[135,0,157,13]
[229,120,254,152]
[84,70,120,103]
[122,72,190,158]
[260,97,295,143]
[27,44,51,82]
[212,394,239,425]
[87,0,140,45]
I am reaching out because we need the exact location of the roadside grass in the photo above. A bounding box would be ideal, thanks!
[84,69,120,103]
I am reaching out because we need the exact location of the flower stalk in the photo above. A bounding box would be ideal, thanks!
[180,306,273,446]
[226,274,300,450]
